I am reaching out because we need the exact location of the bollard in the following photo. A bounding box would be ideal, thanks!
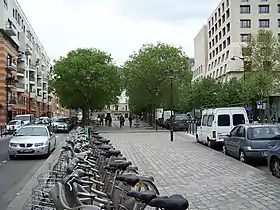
[5,123,7,136]
[0,124,2,138]
[192,121,194,135]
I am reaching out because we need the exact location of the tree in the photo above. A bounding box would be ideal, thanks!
[49,48,122,123]
[122,42,192,122]
[242,29,280,120]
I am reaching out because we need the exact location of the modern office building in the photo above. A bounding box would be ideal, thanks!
[193,0,280,82]
[0,0,53,123]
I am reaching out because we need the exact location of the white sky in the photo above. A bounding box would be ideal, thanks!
[18,0,221,65]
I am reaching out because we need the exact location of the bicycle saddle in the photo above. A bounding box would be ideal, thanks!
[115,173,140,187]
[122,173,154,182]
[99,145,111,150]
[109,161,132,170]
[148,194,189,210]
[127,190,156,203]
[97,138,110,144]
[107,149,121,157]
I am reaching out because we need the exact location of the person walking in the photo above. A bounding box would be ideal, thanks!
[128,115,133,127]
[120,114,125,128]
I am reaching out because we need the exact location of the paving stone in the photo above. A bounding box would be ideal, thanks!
[102,131,280,210]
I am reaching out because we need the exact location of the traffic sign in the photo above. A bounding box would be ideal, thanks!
[257,100,263,109]
[245,106,252,111]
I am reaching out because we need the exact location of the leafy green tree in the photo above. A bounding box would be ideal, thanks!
[242,29,280,120]
[49,48,122,124]
[122,42,191,121]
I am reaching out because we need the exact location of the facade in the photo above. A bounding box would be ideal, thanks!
[191,25,208,81]
[51,95,70,117]
[103,91,129,119]
[0,0,53,124]
[193,0,280,82]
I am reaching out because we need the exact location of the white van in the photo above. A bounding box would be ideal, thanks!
[15,114,35,125]
[196,107,249,147]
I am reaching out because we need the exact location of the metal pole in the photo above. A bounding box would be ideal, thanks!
[170,75,174,142]
[5,77,9,125]
[28,71,31,112]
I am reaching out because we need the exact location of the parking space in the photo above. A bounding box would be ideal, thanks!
[102,130,280,210]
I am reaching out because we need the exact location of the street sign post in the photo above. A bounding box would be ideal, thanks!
[257,100,263,109]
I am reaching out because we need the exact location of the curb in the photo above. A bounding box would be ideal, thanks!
[6,138,65,210]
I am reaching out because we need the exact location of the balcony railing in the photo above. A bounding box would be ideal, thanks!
[8,97,17,105]
[17,67,25,74]
[29,76,35,81]
[37,71,42,76]
[29,64,37,70]
[37,83,42,87]
[6,58,17,69]
[16,82,25,89]
[6,78,16,87]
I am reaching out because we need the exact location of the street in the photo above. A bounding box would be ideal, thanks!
[101,123,280,210]
[0,133,67,210]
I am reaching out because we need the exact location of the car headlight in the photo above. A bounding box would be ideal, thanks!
[10,143,18,147]
[35,143,44,147]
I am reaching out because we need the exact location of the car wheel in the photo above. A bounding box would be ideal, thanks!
[53,139,56,151]
[196,134,200,143]
[239,150,247,163]
[9,155,16,160]
[271,157,280,178]
[44,143,51,158]
[207,139,213,148]
[222,145,228,155]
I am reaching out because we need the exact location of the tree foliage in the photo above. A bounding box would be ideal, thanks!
[242,29,280,102]
[122,42,192,114]
[49,48,122,110]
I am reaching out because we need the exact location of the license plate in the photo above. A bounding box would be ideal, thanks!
[19,149,33,153]
[262,151,268,156]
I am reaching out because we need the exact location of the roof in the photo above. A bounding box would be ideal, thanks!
[23,124,48,128]
[242,124,279,128]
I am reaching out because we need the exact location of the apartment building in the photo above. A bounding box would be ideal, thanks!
[193,0,280,82]
[0,0,52,123]
[191,25,208,81]
[51,95,70,117]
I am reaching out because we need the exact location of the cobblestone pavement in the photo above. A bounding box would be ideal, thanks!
[101,131,280,210]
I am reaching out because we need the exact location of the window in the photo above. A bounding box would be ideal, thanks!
[241,0,249,2]
[240,19,251,28]
[278,19,280,27]
[207,115,214,127]
[202,115,208,126]
[247,126,280,140]
[259,5,269,13]
[218,114,230,126]
[240,5,250,14]
[259,19,269,28]
[278,4,280,13]
[236,126,245,137]
[115,105,119,111]
[240,34,251,42]
[233,114,245,126]
[230,126,239,136]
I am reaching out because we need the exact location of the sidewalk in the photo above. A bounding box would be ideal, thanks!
[101,131,280,210]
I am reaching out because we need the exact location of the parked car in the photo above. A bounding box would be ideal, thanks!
[166,114,189,131]
[14,114,35,125]
[196,107,249,148]
[267,142,280,178]
[8,124,56,159]
[52,117,70,133]
[6,120,24,135]
[36,117,51,125]
[223,124,280,163]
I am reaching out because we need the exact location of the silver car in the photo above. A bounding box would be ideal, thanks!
[8,125,56,159]
[52,117,70,133]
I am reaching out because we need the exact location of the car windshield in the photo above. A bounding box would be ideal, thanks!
[174,114,188,120]
[247,126,280,140]
[15,116,30,121]
[16,127,48,136]
[8,121,19,125]
[54,118,67,122]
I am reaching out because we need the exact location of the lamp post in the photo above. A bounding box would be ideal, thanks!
[5,77,9,125]
[168,69,175,142]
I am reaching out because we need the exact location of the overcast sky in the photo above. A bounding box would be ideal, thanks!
[18,0,220,65]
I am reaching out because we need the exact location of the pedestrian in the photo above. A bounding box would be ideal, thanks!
[100,115,104,126]
[128,115,133,127]
[120,114,125,128]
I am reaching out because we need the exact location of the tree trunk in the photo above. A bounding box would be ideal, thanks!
[82,107,89,126]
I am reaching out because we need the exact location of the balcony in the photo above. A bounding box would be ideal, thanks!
[25,44,32,55]
[37,83,42,88]
[37,96,42,102]
[7,97,17,105]
[5,21,17,36]
[16,82,25,93]
[17,67,25,77]
[37,70,42,77]
[30,92,36,98]
[29,76,35,84]
[29,64,36,71]
[6,78,16,89]
[17,53,25,63]
[6,59,17,72]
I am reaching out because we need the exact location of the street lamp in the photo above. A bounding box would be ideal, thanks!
[231,56,245,81]
[168,69,176,142]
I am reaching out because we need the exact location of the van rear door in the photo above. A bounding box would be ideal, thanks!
[216,110,232,141]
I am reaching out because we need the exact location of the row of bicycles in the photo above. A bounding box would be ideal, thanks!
[24,127,189,210]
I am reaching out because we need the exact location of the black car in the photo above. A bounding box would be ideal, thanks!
[170,114,189,131]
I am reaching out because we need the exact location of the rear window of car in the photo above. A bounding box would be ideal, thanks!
[247,126,280,140]
[233,114,245,126]
[218,115,230,126]
[174,114,188,120]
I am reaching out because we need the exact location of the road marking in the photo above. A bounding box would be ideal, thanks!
[2,160,7,163]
